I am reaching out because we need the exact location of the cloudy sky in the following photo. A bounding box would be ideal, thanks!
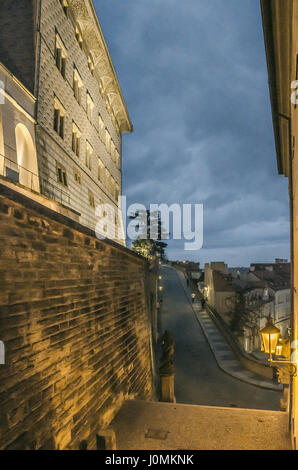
[95,0,290,267]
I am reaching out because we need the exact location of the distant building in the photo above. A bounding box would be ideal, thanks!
[204,263,236,321]
[248,261,291,337]
[0,0,132,243]
[204,260,290,353]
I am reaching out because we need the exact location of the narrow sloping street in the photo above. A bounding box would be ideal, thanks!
[159,266,281,410]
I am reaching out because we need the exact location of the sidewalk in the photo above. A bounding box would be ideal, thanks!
[175,268,282,392]
[111,399,291,450]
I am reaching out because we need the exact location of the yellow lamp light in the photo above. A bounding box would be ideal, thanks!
[159,286,163,292]
[260,316,280,357]
[275,339,283,357]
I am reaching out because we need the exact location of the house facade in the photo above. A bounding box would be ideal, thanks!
[261,0,298,448]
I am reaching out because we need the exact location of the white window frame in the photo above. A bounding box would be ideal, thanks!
[98,158,104,182]
[86,141,93,170]
[73,68,83,105]
[72,122,81,157]
[88,189,95,208]
[88,55,95,76]
[105,129,111,154]
[75,25,83,49]
[55,33,67,78]
[56,161,68,187]
[86,92,94,121]
[54,96,66,139]
[59,0,69,15]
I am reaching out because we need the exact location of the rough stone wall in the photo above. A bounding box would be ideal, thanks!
[0,184,154,450]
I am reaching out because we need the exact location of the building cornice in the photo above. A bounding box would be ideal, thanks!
[69,0,133,134]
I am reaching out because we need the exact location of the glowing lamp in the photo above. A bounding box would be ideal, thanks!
[275,339,283,357]
[260,316,280,356]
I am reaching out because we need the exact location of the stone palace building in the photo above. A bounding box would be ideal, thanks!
[0,0,132,243]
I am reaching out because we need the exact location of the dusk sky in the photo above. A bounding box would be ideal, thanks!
[95,0,290,267]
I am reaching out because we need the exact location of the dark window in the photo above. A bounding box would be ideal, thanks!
[59,0,68,15]
[72,127,80,157]
[55,38,66,78]
[57,164,67,187]
[53,107,64,139]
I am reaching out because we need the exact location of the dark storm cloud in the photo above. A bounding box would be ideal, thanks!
[95,0,290,266]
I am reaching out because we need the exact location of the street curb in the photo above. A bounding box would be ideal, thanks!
[172,267,282,393]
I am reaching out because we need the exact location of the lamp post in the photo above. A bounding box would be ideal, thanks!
[260,316,296,412]
[260,315,296,377]
[275,338,283,357]
[260,315,280,361]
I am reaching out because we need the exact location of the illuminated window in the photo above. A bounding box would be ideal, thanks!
[53,97,66,139]
[74,169,81,185]
[59,0,68,15]
[111,177,116,198]
[55,34,67,78]
[98,114,105,139]
[98,200,107,218]
[105,97,111,114]
[98,158,104,182]
[56,162,67,187]
[73,67,83,105]
[115,183,120,202]
[110,140,116,163]
[88,56,95,76]
[72,122,81,157]
[115,149,120,169]
[99,80,105,98]
[105,168,110,193]
[85,141,93,170]
[88,190,95,208]
[75,25,83,49]
[105,129,111,154]
[86,92,94,121]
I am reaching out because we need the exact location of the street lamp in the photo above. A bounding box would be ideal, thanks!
[275,338,283,357]
[260,316,296,378]
[260,316,280,360]
[159,286,163,292]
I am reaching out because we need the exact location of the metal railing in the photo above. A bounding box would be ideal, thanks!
[40,176,70,207]
[0,153,40,192]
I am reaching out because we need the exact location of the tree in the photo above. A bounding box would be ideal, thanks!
[129,209,168,260]
[131,239,156,259]
[226,292,264,341]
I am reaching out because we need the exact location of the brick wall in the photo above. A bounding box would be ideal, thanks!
[0,184,154,450]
